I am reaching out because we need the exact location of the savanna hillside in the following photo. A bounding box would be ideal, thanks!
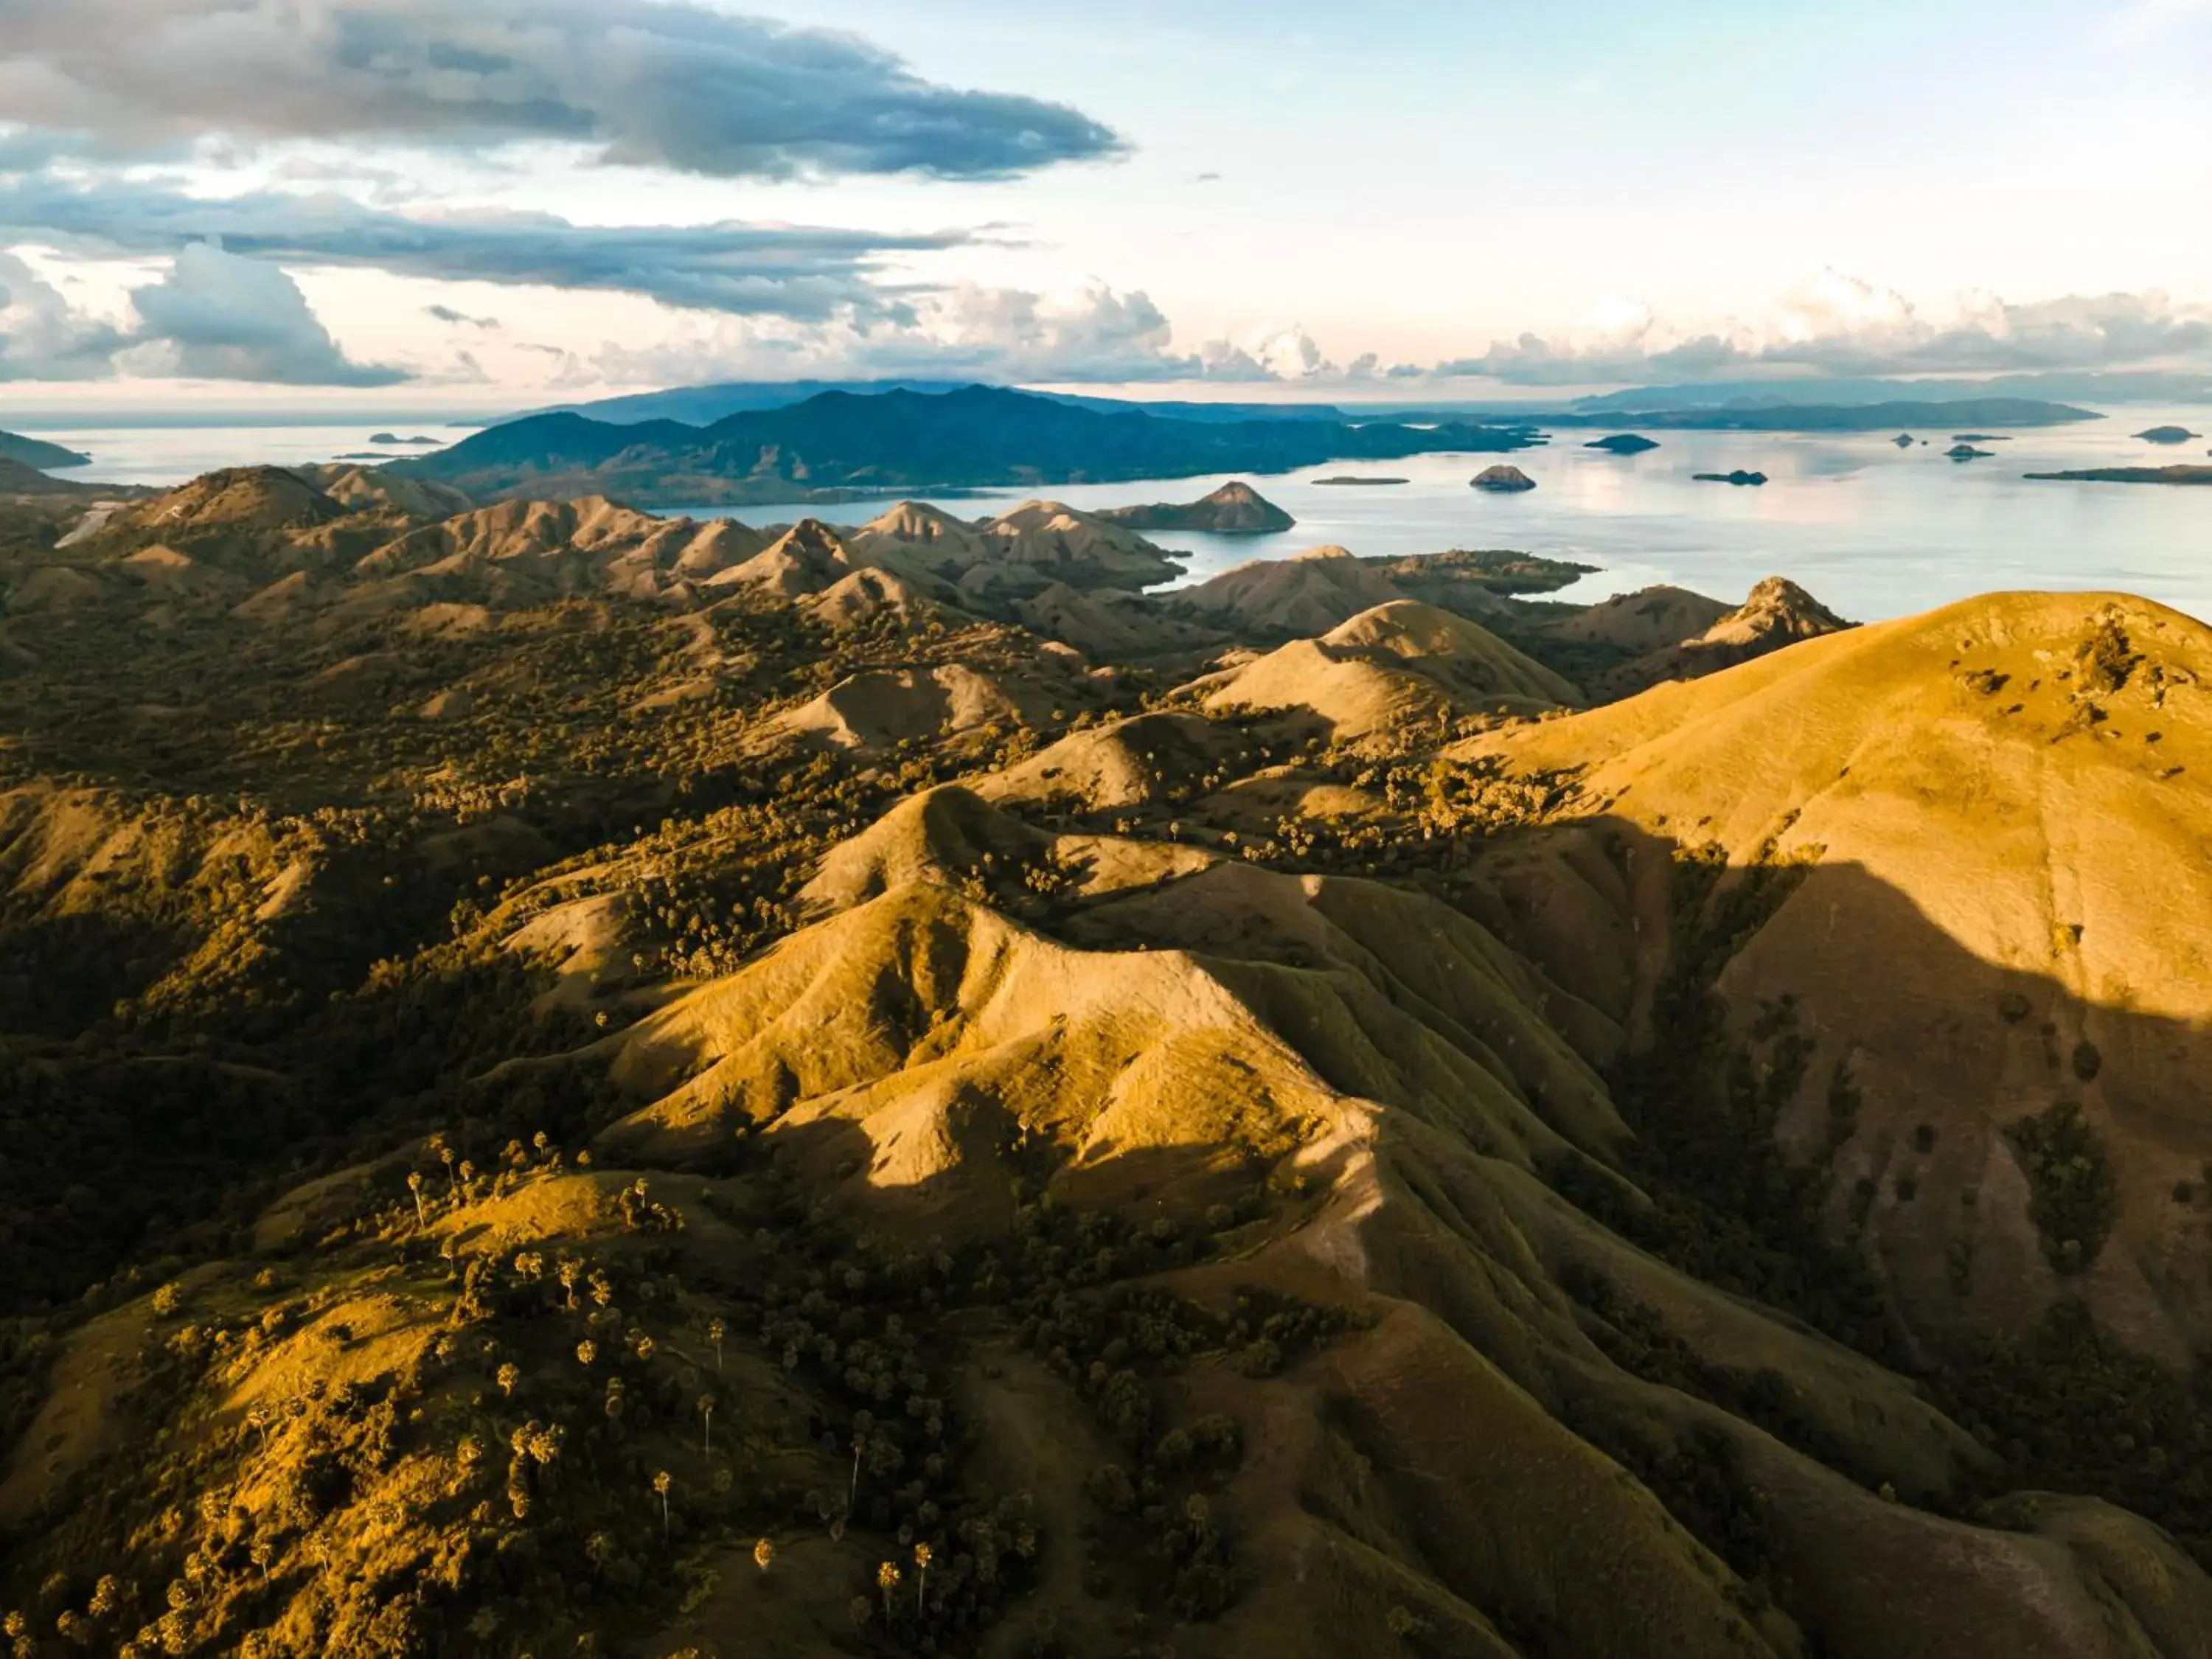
[1,458,2210,1659]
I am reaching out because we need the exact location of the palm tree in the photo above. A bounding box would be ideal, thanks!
[698,1392,717,1453]
[877,1562,901,1623]
[849,1432,866,1509]
[753,1537,775,1573]
[914,1542,932,1611]
[496,1362,520,1399]
[707,1316,726,1373]
[653,1470,672,1537]
[576,1339,597,1368]
[406,1171,428,1229]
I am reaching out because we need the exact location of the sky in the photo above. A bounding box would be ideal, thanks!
[1,0,2209,414]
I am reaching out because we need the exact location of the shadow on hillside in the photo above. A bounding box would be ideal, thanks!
[1459,813,2212,1366]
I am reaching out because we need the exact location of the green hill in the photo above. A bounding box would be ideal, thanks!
[394,386,1541,506]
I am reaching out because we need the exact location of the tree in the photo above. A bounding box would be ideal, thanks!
[753,1538,775,1573]
[653,1470,672,1537]
[407,1171,428,1228]
[577,1339,597,1368]
[698,1392,717,1453]
[708,1316,726,1373]
[877,1562,901,1624]
[914,1542,931,1610]
[496,1362,521,1398]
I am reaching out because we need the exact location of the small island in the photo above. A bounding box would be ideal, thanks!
[1096,479,1295,533]
[1951,433,2010,442]
[1470,465,1537,493]
[1312,475,1410,486]
[369,433,445,447]
[1947,444,1994,461]
[1585,434,1659,455]
[1893,433,1916,448]
[1693,470,1768,486]
[2135,425,2202,444]
[2026,465,2212,486]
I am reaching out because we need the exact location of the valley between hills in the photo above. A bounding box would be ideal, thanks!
[2,456,2212,1659]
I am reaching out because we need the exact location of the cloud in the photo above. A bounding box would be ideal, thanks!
[0,250,131,380]
[1436,273,2212,386]
[588,280,1206,387]
[585,282,1370,391]
[0,171,968,321]
[425,304,500,329]
[0,1,1121,181]
[1,240,403,385]
[122,241,404,384]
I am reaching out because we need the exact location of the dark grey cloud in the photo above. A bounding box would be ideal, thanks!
[125,240,403,384]
[425,304,501,329]
[0,0,1122,181]
[1437,292,2212,386]
[0,172,968,320]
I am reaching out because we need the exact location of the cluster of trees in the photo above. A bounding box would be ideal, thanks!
[2003,1102,2119,1275]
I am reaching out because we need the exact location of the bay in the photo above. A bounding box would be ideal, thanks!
[675,405,2212,623]
[23,405,2212,625]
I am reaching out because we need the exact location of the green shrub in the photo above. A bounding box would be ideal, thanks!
[2004,1102,2118,1274]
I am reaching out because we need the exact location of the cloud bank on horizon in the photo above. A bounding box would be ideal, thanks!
[0,0,2208,401]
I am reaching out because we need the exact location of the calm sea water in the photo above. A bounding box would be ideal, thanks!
[23,408,2212,624]
[15,422,456,485]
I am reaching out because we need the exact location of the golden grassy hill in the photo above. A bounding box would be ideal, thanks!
[352,496,770,605]
[769,658,1091,753]
[841,500,1183,602]
[1546,583,1733,653]
[558,766,2212,1658]
[1012,582,1226,661]
[1323,600,1585,706]
[714,518,855,596]
[1459,591,2212,1359]
[801,566,963,630]
[1587,577,1853,700]
[293,465,474,521]
[13,454,2212,1659]
[841,501,996,576]
[973,711,1266,815]
[1171,546,1408,636]
[1186,599,1582,739]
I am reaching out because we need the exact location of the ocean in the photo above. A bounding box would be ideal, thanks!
[20,406,2212,624]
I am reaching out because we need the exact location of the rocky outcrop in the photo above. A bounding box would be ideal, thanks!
[1589,574,1849,698]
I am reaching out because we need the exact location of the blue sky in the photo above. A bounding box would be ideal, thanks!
[0,0,2208,408]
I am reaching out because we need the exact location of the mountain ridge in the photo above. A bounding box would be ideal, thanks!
[391,385,1543,505]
